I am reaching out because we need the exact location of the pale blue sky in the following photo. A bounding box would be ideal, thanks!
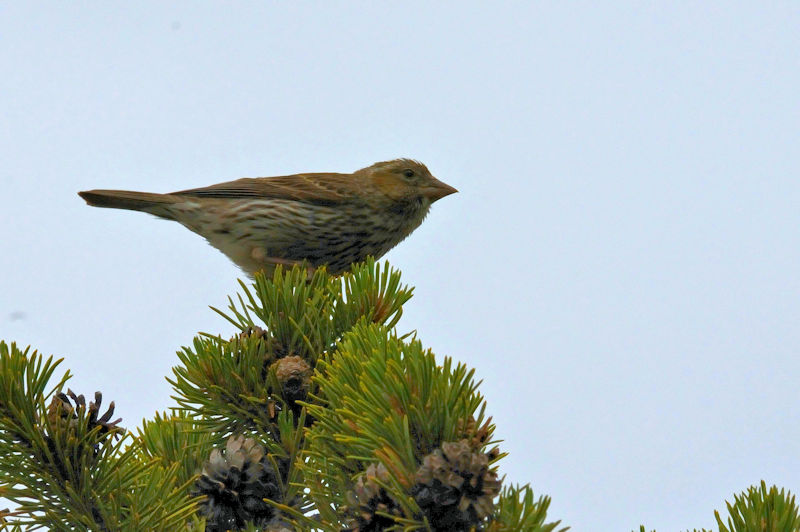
[2,3,798,530]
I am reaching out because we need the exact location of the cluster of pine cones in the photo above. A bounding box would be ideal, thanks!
[344,439,501,532]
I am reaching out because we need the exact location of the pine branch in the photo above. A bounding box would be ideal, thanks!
[6,261,794,531]
[489,485,567,532]
[638,482,798,532]
[0,342,197,530]
[301,322,505,530]
[716,481,799,532]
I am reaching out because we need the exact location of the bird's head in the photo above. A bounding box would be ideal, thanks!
[357,159,458,202]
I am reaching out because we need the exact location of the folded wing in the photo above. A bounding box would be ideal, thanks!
[172,173,361,205]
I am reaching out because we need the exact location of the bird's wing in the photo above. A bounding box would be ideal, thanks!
[172,173,361,205]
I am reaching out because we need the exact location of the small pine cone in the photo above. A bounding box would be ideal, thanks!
[486,445,501,461]
[231,325,274,382]
[344,463,403,532]
[234,325,294,379]
[271,356,312,406]
[47,393,77,430]
[193,435,283,531]
[238,324,291,359]
[412,440,502,530]
[47,390,122,438]
[457,416,494,449]
[238,325,268,341]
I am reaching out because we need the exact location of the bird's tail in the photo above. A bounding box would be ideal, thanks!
[78,189,179,214]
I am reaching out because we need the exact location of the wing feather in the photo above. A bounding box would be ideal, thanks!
[172,173,361,204]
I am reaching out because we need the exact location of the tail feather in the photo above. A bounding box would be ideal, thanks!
[78,189,178,213]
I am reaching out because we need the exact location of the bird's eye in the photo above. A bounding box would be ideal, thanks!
[402,169,415,178]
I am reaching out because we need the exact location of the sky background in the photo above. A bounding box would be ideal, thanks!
[2,3,798,530]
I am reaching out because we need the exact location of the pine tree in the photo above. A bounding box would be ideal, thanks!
[0,260,796,531]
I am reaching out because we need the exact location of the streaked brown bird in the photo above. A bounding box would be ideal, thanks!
[78,159,457,276]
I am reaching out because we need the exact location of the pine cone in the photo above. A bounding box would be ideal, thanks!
[271,356,312,408]
[47,390,123,439]
[42,390,122,480]
[193,435,284,531]
[412,440,502,531]
[344,463,403,532]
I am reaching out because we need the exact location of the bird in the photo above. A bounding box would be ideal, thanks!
[78,159,457,277]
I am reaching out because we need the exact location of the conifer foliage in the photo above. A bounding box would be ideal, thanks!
[0,260,796,531]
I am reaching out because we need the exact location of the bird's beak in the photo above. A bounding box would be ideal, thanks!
[422,177,458,201]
